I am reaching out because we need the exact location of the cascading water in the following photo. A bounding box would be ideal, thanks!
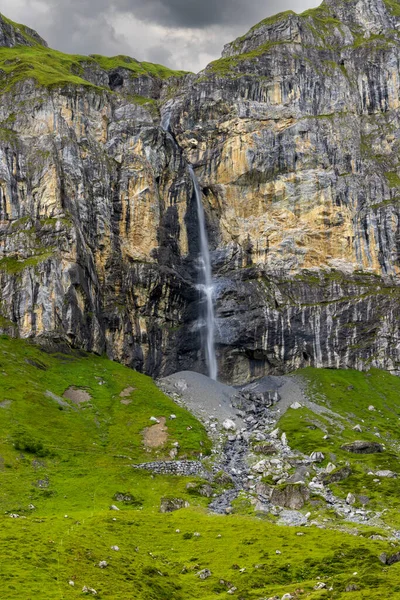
[160,109,218,380]
[188,166,218,381]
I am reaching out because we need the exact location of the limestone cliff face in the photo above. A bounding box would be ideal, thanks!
[2,1,400,382]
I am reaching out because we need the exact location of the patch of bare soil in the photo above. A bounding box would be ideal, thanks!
[143,417,168,448]
[63,387,92,404]
[120,386,135,405]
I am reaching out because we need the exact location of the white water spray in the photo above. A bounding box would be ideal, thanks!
[188,166,218,381]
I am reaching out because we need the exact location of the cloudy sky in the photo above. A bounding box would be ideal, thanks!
[2,0,320,72]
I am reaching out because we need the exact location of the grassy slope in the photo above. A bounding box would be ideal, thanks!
[0,337,399,598]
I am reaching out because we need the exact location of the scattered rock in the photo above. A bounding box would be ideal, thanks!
[353,424,362,432]
[310,452,325,463]
[314,582,327,590]
[322,465,352,484]
[271,484,310,510]
[345,584,359,592]
[368,405,376,411]
[291,402,302,410]
[325,463,336,474]
[82,586,97,595]
[341,441,383,454]
[223,419,237,432]
[197,569,211,580]
[375,470,396,478]
[111,546,120,552]
[110,505,120,511]
[99,561,108,569]
[387,552,400,566]
[379,553,387,565]
[346,493,356,505]
[69,581,75,587]
[160,497,189,513]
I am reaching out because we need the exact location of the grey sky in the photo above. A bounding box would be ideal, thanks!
[2,0,321,72]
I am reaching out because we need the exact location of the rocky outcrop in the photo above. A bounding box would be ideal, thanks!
[2,1,400,382]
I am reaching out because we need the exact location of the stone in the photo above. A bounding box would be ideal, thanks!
[346,493,356,505]
[325,463,336,474]
[150,417,160,423]
[69,581,75,587]
[281,594,293,600]
[368,406,376,412]
[341,441,383,454]
[386,552,400,566]
[197,569,211,580]
[353,425,362,432]
[345,584,359,592]
[271,484,310,510]
[111,546,120,551]
[99,561,108,569]
[160,497,189,513]
[314,582,327,590]
[379,553,387,565]
[82,587,97,595]
[375,470,396,478]
[310,452,325,463]
[110,505,120,511]
[223,419,237,432]
[322,465,352,484]
[290,402,302,410]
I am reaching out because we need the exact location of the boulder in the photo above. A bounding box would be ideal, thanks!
[223,419,237,432]
[160,497,189,513]
[322,465,352,484]
[341,441,383,454]
[271,484,310,510]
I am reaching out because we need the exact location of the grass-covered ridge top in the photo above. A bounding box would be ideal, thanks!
[0,24,188,93]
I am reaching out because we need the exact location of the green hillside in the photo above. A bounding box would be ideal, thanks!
[0,336,399,598]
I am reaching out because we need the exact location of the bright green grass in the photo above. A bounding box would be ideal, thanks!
[0,340,399,598]
[279,368,400,522]
[0,45,187,94]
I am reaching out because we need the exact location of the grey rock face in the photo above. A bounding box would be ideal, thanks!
[0,14,47,48]
[2,1,400,381]
[270,483,310,510]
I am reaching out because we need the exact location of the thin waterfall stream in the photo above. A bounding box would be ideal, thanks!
[160,110,218,380]
[188,167,218,381]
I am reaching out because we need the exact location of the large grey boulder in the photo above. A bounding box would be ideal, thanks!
[271,484,310,510]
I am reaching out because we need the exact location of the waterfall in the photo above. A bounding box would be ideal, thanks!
[160,109,218,380]
[188,166,218,381]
